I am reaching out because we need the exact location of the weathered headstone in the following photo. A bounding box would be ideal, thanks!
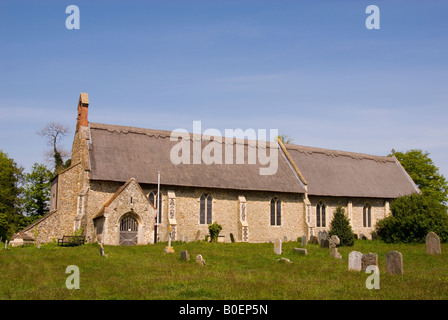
[230,233,235,243]
[274,238,282,255]
[348,251,363,271]
[180,250,190,261]
[194,230,201,242]
[301,235,307,247]
[361,252,378,272]
[386,251,403,275]
[196,254,206,266]
[329,235,342,259]
[278,257,291,264]
[283,236,288,242]
[426,232,441,255]
[309,235,318,244]
[319,231,329,248]
[185,236,189,243]
[293,248,308,255]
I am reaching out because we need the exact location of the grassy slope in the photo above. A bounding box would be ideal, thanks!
[0,240,447,300]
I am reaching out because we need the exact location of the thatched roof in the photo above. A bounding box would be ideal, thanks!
[87,122,419,199]
[283,144,420,198]
[88,123,305,194]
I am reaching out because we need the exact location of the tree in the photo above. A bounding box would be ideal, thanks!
[277,134,294,144]
[329,206,355,246]
[208,222,223,243]
[0,150,24,240]
[22,163,53,220]
[375,193,448,243]
[38,122,71,174]
[392,149,448,204]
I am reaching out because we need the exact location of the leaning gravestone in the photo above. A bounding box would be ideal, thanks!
[274,239,282,255]
[361,252,378,271]
[348,251,363,271]
[386,251,403,275]
[301,235,307,247]
[426,232,441,255]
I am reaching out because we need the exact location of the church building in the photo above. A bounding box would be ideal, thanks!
[15,93,420,245]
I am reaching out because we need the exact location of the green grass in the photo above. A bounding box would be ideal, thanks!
[1,240,447,300]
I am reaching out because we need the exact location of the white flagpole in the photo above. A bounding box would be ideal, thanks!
[156,170,161,242]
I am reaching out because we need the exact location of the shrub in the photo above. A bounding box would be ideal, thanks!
[329,206,355,246]
[208,222,222,243]
[375,193,448,243]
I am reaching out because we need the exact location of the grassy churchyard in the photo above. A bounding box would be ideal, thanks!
[0,240,447,300]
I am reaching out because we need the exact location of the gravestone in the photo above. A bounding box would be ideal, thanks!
[185,236,189,243]
[309,235,318,245]
[329,235,342,259]
[426,232,441,255]
[278,257,291,264]
[274,239,282,255]
[196,254,206,266]
[301,235,307,247]
[386,251,403,275]
[194,230,201,242]
[230,233,235,243]
[293,248,308,255]
[283,236,288,242]
[180,250,190,261]
[348,251,363,271]
[319,231,329,248]
[361,252,378,272]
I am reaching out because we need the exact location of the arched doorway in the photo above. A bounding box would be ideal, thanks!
[119,214,139,245]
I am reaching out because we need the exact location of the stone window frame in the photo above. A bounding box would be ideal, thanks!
[270,197,281,226]
[363,203,372,228]
[316,201,327,228]
[199,193,212,225]
[148,190,163,224]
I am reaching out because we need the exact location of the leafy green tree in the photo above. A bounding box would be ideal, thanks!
[329,206,355,246]
[22,163,53,220]
[0,150,24,240]
[392,149,448,204]
[208,222,223,243]
[376,193,448,243]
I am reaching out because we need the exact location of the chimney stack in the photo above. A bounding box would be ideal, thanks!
[76,92,89,130]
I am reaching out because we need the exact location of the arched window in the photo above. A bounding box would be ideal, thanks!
[200,194,212,224]
[270,197,281,226]
[148,191,162,224]
[316,201,326,227]
[363,203,372,227]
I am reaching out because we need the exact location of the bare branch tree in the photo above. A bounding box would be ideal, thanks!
[38,122,71,173]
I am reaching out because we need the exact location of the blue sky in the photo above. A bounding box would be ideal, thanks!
[1,0,448,178]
